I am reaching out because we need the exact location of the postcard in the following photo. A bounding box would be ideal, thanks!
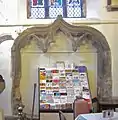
[40,68,46,80]
[60,77,66,81]
[73,75,79,80]
[53,76,60,80]
[40,104,46,109]
[53,87,59,92]
[66,80,73,87]
[51,70,59,73]
[66,73,72,80]
[60,104,66,109]
[40,82,46,85]
[72,70,79,75]
[55,104,60,109]
[67,87,74,96]
[40,90,46,93]
[59,88,67,93]
[73,79,80,86]
[59,70,65,77]
[53,96,60,104]
[46,70,52,79]
[82,91,90,99]
[65,69,72,73]
[46,82,52,87]
[40,80,46,84]
[60,96,67,103]
[67,96,74,103]
[66,103,73,109]
[46,94,54,103]
[50,104,56,109]
[46,90,53,94]
[52,80,59,87]
[40,93,46,103]
[59,81,66,88]
[40,86,45,91]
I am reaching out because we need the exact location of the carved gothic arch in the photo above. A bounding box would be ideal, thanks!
[11,17,111,115]
[0,34,14,93]
[0,34,14,44]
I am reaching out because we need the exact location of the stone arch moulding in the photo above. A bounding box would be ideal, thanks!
[11,17,112,115]
[0,34,14,94]
[0,34,14,44]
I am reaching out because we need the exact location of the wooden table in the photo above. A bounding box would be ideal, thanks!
[98,97,118,112]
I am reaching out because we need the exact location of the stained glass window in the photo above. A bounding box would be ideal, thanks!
[27,0,86,19]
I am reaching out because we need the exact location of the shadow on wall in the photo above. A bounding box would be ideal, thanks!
[0,75,5,94]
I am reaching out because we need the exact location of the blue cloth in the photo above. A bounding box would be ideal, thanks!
[75,113,118,120]
[76,116,87,120]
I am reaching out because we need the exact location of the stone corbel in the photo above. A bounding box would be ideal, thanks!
[28,33,55,53]
[69,32,92,52]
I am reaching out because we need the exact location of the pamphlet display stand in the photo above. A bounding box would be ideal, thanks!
[38,61,92,112]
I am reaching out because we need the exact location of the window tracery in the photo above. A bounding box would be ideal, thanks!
[27,0,86,19]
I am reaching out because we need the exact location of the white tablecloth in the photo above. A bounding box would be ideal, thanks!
[75,112,118,120]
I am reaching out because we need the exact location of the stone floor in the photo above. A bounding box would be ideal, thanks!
[4,109,118,120]
[5,116,39,120]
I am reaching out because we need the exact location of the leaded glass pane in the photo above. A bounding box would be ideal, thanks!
[67,0,82,18]
[30,0,45,19]
[28,0,86,19]
[49,0,63,18]
[30,8,45,19]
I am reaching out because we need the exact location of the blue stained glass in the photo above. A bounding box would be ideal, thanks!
[49,0,62,7]
[68,0,80,5]
[66,0,82,18]
[29,0,86,19]
[48,0,63,18]
[38,0,43,5]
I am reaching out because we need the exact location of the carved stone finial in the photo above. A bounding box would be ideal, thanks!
[57,15,63,20]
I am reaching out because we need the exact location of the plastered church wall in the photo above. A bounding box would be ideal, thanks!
[0,0,118,117]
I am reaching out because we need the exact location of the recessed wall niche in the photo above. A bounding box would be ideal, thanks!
[11,18,112,115]
[0,34,14,115]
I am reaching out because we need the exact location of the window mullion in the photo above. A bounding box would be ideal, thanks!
[44,0,49,18]
[63,0,67,18]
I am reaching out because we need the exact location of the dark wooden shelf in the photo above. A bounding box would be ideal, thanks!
[98,97,118,112]
[39,109,73,113]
